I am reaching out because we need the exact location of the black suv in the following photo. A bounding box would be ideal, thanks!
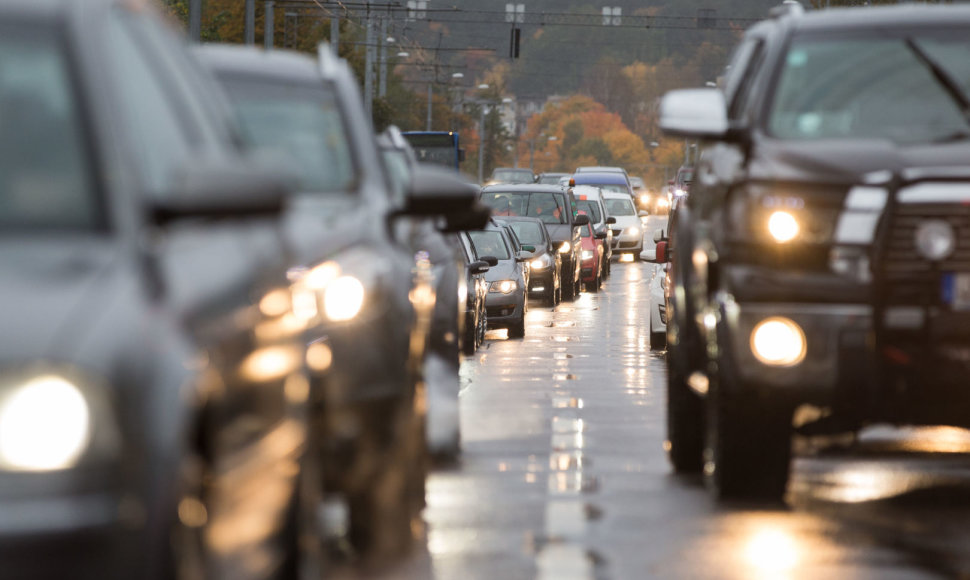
[656,3,970,500]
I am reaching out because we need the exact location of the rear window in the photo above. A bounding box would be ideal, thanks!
[576,201,602,223]
[0,23,101,231]
[508,221,544,246]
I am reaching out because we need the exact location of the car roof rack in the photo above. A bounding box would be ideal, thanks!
[769,0,804,18]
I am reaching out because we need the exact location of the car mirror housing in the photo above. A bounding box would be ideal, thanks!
[606,216,617,225]
[654,241,670,263]
[653,228,666,243]
[521,244,536,253]
[403,165,480,217]
[638,210,649,218]
[640,249,657,262]
[574,214,591,227]
[659,88,732,140]
[151,155,292,225]
[469,260,490,274]
[439,203,492,233]
[480,255,500,267]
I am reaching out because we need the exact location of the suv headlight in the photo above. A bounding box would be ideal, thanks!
[489,280,517,294]
[728,187,839,246]
[581,250,594,260]
[625,226,641,237]
[558,242,571,254]
[530,254,552,270]
[0,369,118,472]
[288,248,388,324]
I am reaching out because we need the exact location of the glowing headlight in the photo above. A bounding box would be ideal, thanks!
[324,276,365,321]
[639,194,651,205]
[0,376,91,471]
[581,250,594,260]
[657,198,670,208]
[490,280,516,294]
[750,317,806,367]
[558,242,571,254]
[626,227,641,237]
[767,211,800,243]
[531,258,548,269]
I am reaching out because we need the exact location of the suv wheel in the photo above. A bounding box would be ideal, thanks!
[649,317,665,350]
[704,323,792,500]
[562,268,575,301]
[665,337,704,472]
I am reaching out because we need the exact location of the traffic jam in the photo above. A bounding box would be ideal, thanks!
[4,0,970,578]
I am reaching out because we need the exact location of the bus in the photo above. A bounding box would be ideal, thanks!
[402,131,465,171]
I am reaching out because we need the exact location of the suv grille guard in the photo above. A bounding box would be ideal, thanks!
[870,169,970,362]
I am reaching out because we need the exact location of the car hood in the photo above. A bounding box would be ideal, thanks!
[483,259,517,282]
[544,223,575,243]
[749,138,970,184]
[0,239,124,363]
[610,215,640,230]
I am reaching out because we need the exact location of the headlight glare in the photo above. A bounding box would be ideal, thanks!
[581,250,594,260]
[530,258,547,269]
[626,226,640,237]
[767,211,800,243]
[490,280,516,294]
[0,376,91,471]
[750,317,806,367]
[558,242,571,254]
[324,276,365,321]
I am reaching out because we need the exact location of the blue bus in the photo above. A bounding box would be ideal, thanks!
[402,131,465,171]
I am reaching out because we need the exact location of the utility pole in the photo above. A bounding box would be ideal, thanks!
[244,0,255,45]
[189,0,201,41]
[378,15,388,98]
[426,83,433,130]
[263,1,274,49]
[478,105,486,184]
[364,2,374,119]
[330,11,340,55]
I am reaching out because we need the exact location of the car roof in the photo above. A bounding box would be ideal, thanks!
[195,43,322,84]
[790,4,970,33]
[482,184,565,193]
[575,166,627,174]
[602,190,634,200]
[573,172,628,184]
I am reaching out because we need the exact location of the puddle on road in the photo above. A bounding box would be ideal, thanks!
[552,417,585,433]
[552,432,585,451]
[548,472,598,494]
[553,373,578,381]
[552,396,584,409]
[550,451,586,471]
[553,353,574,360]
[551,320,577,328]
[551,335,577,342]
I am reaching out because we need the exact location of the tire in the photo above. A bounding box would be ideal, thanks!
[704,323,793,501]
[462,318,477,356]
[589,272,600,293]
[508,316,525,338]
[665,341,705,473]
[649,317,665,350]
[562,268,575,301]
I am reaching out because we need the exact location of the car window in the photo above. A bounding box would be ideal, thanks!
[576,201,602,224]
[106,10,197,199]
[481,191,567,224]
[0,23,100,231]
[218,76,357,194]
[580,221,591,238]
[768,34,970,143]
[508,222,544,246]
[467,231,511,260]
[724,37,763,119]
[605,198,636,216]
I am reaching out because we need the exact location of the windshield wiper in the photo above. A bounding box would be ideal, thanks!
[905,38,970,119]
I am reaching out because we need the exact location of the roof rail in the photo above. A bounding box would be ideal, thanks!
[317,42,339,77]
[769,0,804,18]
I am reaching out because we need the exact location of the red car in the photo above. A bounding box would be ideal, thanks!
[578,211,606,291]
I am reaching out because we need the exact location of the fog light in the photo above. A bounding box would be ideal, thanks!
[768,211,799,243]
[750,317,806,367]
[620,253,634,263]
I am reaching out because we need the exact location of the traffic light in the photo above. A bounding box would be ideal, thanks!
[509,27,521,59]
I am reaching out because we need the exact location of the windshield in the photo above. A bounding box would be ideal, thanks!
[219,76,356,193]
[768,34,970,143]
[537,174,565,185]
[605,198,636,216]
[481,191,568,224]
[576,201,602,224]
[508,222,544,246]
[467,231,511,260]
[492,169,534,184]
[0,25,100,231]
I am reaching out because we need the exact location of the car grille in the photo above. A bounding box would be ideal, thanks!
[618,241,639,249]
[880,203,970,306]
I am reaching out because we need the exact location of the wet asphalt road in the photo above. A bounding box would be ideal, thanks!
[346,261,970,580]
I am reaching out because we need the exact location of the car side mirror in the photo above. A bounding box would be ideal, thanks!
[469,260,490,274]
[654,241,670,263]
[659,88,732,140]
[151,155,291,225]
[638,210,648,218]
[402,165,479,217]
[480,255,500,267]
[574,214,590,226]
[653,228,667,243]
[521,244,536,253]
[640,249,656,262]
[606,216,617,225]
[594,231,607,240]
[439,203,492,233]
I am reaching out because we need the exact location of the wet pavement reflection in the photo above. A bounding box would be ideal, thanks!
[339,262,970,580]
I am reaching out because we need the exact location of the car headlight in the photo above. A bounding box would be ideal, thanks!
[530,257,548,270]
[489,280,516,294]
[626,226,640,237]
[657,198,670,208]
[750,317,806,367]
[558,242,571,254]
[581,250,594,260]
[288,250,387,324]
[324,276,366,321]
[0,375,92,471]
[767,211,800,243]
[639,194,651,205]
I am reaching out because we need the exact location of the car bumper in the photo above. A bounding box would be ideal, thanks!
[484,289,525,328]
[580,258,597,282]
[718,300,871,406]
[528,268,555,296]
[611,234,642,255]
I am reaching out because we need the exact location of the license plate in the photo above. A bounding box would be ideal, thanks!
[942,272,970,310]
